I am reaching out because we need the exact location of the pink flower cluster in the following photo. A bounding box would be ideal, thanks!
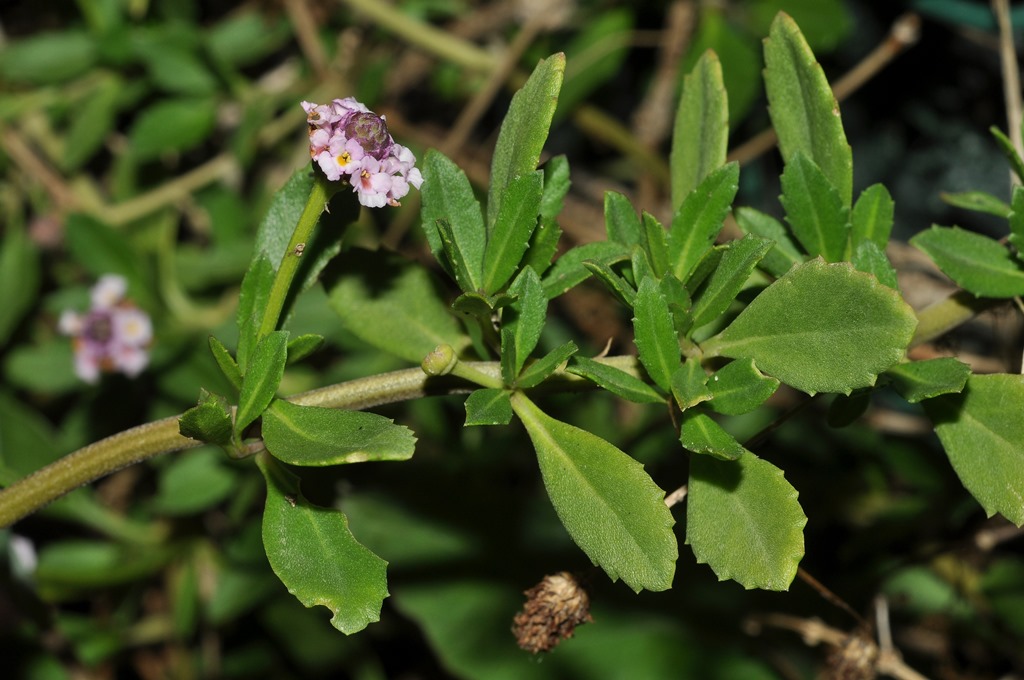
[59,275,153,384]
[301,97,423,208]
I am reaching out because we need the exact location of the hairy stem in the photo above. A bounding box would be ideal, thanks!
[0,357,642,528]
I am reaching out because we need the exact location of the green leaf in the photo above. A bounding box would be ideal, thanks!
[668,162,740,282]
[257,453,389,634]
[0,223,39,346]
[1009,185,1024,254]
[632,277,680,391]
[940,191,1011,218]
[923,374,1024,526]
[262,400,415,466]
[236,255,274,371]
[708,358,780,415]
[136,40,217,95]
[205,10,290,68]
[640,211,671,278]
[0,30,97,84]
[420,150,485,286]
[128,98,217,161]
[567,356,664,404]
[690,234,773,329]
[764,13,853,206]
[235,331,288,435]
[990,126,1024,184]
[511,394,677,592]
[464,388,513,426]
[540,155,570,222]
[64,214,156,310]
[501,267,547,384]
[779,153,849,262]
[482,171,543,293]
[852,240,899,290]
[687,451,806,590]
[515,341,578,389]
[734,207,803,277]
[910,226,1024,298]
[558,11,632,118]
[487,53,565,229]
[704,259,917,395]
[208,336,242,391]
[62,75,123,171]
[286,333,324,365]
[323,249,469,363]
[850,183,895,250]
[522,217,562,277]
[541,241,629,298]
[887,358,971,404]
[3,341,78,394]
[682,9,761,125]
[604,191,642,247]
[671,50,729,206]
[178,389,234,447]
[670,360,712,411]
[679,411,743,460]
[151,448,237,515]
[436,219,483,293]
[583,259,637,308]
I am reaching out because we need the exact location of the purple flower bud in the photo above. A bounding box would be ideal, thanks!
[344,112,394,160]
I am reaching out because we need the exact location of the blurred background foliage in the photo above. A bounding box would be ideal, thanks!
[0,0,1022,678]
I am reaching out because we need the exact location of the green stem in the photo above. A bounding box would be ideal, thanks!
[256,174,339,340]
[0,356,642,528]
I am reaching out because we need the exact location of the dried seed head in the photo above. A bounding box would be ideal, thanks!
[512,571,592,653]
[826,631,878,680]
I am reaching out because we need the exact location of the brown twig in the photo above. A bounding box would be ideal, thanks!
[283,0,329,79]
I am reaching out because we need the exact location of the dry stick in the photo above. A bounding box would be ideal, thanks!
[284,0,330,79]
[728,13,922,166]
[797,567,867,627]
[0,125,80,213]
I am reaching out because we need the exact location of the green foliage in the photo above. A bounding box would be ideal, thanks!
[567,356,664,404]
[667,162,740,282]
[779,153,850,261]
[463,388,513,426]
[235,331,288,434]
[707,358,780,415]
[886,358,971,403]
[671,50,729,206]
[632,277,680,391]
[910,225,1024,298]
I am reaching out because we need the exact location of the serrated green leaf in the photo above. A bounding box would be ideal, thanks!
[286,333,324,365]
[990,126,1024,184]
[128,98,217,161]
[420,150,485,285]
[235,331,288,434]
[633,277,680,391]
[541,242,629,298]
[515,341,578,389]
[540,155,570,222]
[910,225,1024,298]
[668,162,740,282]
[690,234,773,328]
[641,211,671,278]
[687,451,806,590]
[923,374,1024,526]
[178,390,234,447]
[887,358,971,404]
[464,388,513,426]
[257,453,389,634]
[708,358,780,415]
[679,411,743,460]
[583,259,637,308]
[511,394,677,592]
[671,50,729,206]
[670,360,711,411]
[436,218,483,293]
[522,217,562,277]
[501,267,547,383]
[940,191,1011,218]
[779,153,849,262]
[482,171,543,293]
[851,183,895,250]
[262,400,415,466]
[734,207,803,277]
[852,240,899,290]
[764,12,853,206]
[208,336,241,391]
[488,54,565,229]
[323,249,469,363]
[703,259,917,395]
[604,191,642,247]
[567,356,664,404]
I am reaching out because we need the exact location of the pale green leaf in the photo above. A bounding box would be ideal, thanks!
[851,183,895,250]
[703,259,917,395]
[1009,185,1024,254]
[235,331,288,434]
[734,207,803,277]
[910,226,1024,298]
[690,234,773,329]
[779,153,849,262]
[541,242,629,298]
[420,150,485,286]
[923,374,1024,526]
[671,50,729,207]
[991,126,1024,185]
[764,13,852,206]
[512,394,677,592]
[670,360,711,411]
[464,388,513,426]
[687,451,806,590]
[257,453,389,634]
[679,411,743,460]
[667,162,740,282]
[940,191,1011,218]
[515,341,578,389]
[641,211,671,278]
[852,240,899,290]
[262,400,415,466]
[482,171,543,293]
[567,356,664,404]
[208,336,242,391]
[708,358,780,415]
[632,277,680,391]
[605,191,642,247]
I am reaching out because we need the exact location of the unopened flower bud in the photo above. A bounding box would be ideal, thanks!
[345,112,393,160]
[422,344,458,376]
